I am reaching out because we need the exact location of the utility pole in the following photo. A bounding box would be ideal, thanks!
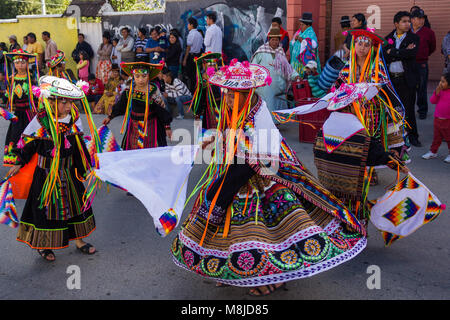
[41,0,46,15]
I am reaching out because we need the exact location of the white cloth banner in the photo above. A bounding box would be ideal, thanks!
[95,145,199,237]
[274,83,384,116]
[370,173,444,246]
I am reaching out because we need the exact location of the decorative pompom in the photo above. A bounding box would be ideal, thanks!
[51,147,56,157]
[16,138,25,149]
[76,80,90,94]
[265,76,272,86]
[342,31,348,36]
[388,38,394,45]
[206,67,216,78]
[331,87,336,93]
[32,86,41,98]
[366,27,375,33]
[230,58,238,66]
[441,204,446,211]
[242,61,250,68]
[64,137,71,149]
[159,60,165,65]
[40,89,51,99]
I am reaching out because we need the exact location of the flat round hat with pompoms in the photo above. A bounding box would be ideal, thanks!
[33,75,88,100]
[208,59,271,90]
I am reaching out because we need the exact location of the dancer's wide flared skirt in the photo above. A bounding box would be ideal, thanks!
[171,176,366,287]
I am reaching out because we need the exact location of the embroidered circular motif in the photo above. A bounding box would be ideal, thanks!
[183,249,195,268]
[228,249,266,276]
[329,234,350,251]
[237,251,255,271]
[304,239,322,257]
[299,234,331,263]
[280,250,299,265]
[268,245,303,271]
[206,258,220,273]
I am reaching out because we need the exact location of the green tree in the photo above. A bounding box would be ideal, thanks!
[109,0,164,12]
[0,0,71,19]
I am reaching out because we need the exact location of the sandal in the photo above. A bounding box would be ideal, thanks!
[248,283,287,296]
[76,243,96,255]
[216,282,230,288]
[37,249,55,262]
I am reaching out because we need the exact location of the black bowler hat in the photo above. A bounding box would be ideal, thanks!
[299,12,313,23]
[340,16,350,23]
[411,9,425,18]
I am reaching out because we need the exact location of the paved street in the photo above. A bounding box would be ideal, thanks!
[0,84,449,300]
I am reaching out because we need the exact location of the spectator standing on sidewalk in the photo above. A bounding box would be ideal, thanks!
[96,32,113,85]
[117,27,135,63]
[183,17,203,93]
[411,8,436,120]
[204,12,223,54]
[111,38,121,66]
[442,31,450,73]
[71,33,94,74]
[166,32,182,78]
[42,31,58,67]
[422,72,450,163]
[135,27,149,62]
[385,11,421,147]
[8,35,21,52]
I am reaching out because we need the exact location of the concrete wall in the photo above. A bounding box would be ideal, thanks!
[0,16,80,73]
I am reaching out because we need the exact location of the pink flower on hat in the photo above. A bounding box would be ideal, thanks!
[206,67,216,78]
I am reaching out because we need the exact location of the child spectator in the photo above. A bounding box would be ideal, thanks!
[86,74,104,109]
[111,38,121,65]
[304,60,327,98]
[76,51,90,82]
[161,68,192,119]
[94,64,121,114]
[422,72,450,163]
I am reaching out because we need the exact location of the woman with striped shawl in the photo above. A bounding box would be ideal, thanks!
[313,29,410,226]
[289,13,322,78]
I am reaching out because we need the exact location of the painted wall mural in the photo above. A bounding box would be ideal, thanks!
[102,0,286,62]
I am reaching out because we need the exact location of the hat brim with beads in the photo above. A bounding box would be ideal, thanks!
[208,59,271,90]
[120,61,164,81]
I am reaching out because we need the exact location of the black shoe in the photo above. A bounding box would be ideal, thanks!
[409,136,422,147]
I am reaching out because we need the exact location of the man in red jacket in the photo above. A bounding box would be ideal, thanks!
[411,8,436,120]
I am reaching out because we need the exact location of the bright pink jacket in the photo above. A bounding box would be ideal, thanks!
[430,88,450,119]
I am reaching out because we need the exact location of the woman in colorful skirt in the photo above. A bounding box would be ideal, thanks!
[3,49,38,167]
[313,29,410,225]
[190,52,222,130]
[7,76,99,261]
[103,62,172,150]
[289,13,322,78]
[171,60,367,296]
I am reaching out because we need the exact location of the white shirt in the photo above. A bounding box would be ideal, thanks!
[186,29,203,54]
[389,32,407,73]
[111,46,121,65]
[204,24,223,53]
